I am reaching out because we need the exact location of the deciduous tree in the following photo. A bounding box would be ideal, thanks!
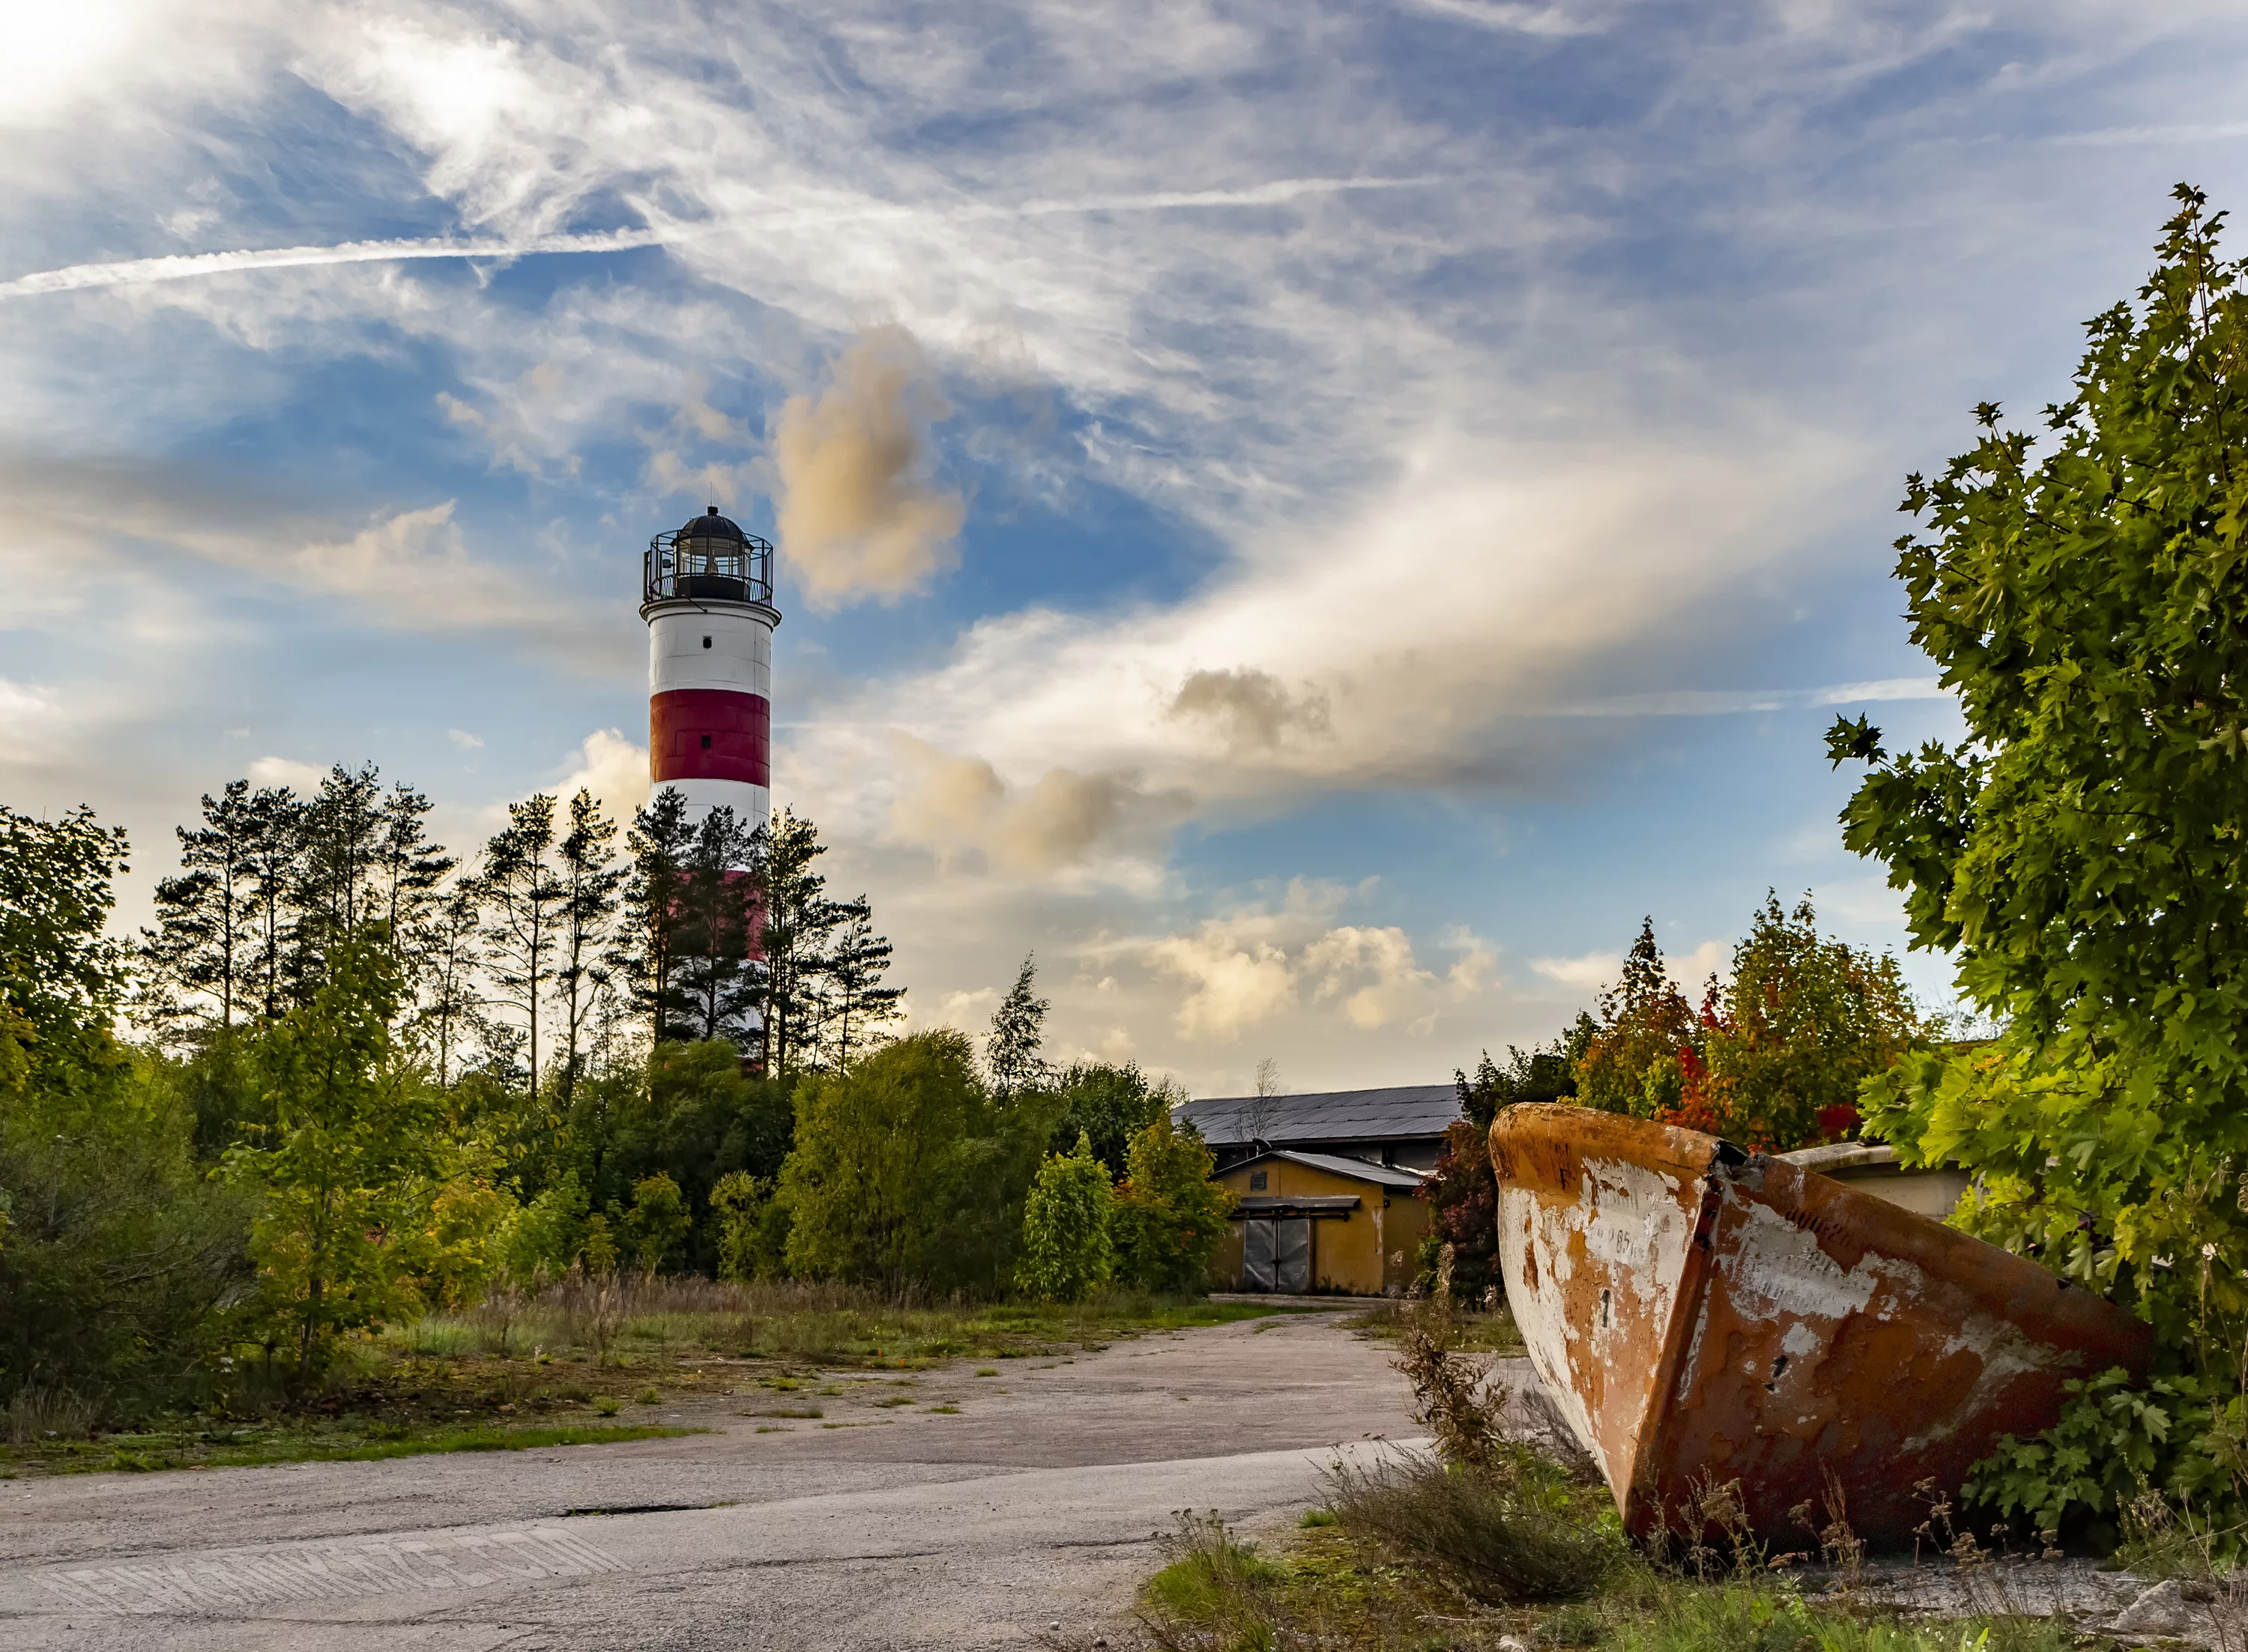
[225,932,449,1381]
[1111,1114,1232,1294]
[1018,1131,1112,1302]
[1829,185,2248,1540]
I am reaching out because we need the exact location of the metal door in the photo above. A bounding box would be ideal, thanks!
[1276,1219,1311,1292]
[1242,1219,1277,1291]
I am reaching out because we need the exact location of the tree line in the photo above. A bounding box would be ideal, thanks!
[0,774,1230,1415]
[139,765,902,1089]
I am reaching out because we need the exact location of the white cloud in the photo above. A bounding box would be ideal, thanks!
[246,755,325,791]
[1398,0,1616,37]
[447,727,483,750]
[1141,882,1495,1041]
[553,728,650,833]
[882,734,1191,879]
[1531,937,1727,1002]
[0,680,60,761]
[1149,927,1299,1040]
[1530,949,1619,995]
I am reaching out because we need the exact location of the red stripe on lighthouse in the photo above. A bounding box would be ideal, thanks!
[650,689,770,785]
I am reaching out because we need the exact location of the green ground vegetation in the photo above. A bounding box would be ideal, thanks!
[0,1274,1299,1477]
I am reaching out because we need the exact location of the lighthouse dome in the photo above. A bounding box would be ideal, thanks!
[644,503,775,609]
[677,503,749,548]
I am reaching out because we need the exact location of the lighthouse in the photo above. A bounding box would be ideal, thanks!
[642,506,779,838]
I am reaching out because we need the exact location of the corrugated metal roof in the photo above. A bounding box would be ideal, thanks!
[1221,1149,1430,1190]
[1178,1084,1460,1147]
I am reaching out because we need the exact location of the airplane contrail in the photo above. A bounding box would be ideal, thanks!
[0,229,671,300]
[0,178,1434,301]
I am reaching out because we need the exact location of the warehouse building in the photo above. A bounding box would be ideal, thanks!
[1179,1085,1460,1295]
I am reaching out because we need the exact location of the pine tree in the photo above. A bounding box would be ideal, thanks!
[985,955,1050,1100]
[553,789,622,1104]
[415,883,485,1088]
[621,787,695,1044]
[297,763,385,974]
[821,900,904,1072]
[673,805,761,1045]
[241,784,306,1021]
[479,793,563,1099]
[755,809,848,1075]
[371,781,455,958]
[140,779,258,1038]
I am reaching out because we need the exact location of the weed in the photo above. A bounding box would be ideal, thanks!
[1392,1299,1511,1473]
[1324,1449,1624,1603]
[1141,1510,1283,1650]
[593,1396,622,1417]
[1600,1579,2075,1652]
[744,1408,823,1419]
[634,1386,660,1405]
[975,1368,1000,1377]
[1537,1600,1605,1646]
[4,1385,97,1444]
[1301,1508,1340,1528]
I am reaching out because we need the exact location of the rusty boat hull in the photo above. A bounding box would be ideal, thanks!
[1490,1105,2152,1546]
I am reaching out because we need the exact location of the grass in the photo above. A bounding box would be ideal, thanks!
[24,1422,695,1476]
[1139,1304,2096,1652]
[1,1278,1299,1479]
[1341,1298,1525,1355]
[1139,1501,2089,1652]
[1321,1447,1625,1603]
[388,1275,1312,1372]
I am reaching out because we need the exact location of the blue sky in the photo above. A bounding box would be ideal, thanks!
[4,1,2247,1092]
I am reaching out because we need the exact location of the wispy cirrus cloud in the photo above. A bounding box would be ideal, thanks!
[6,0,2247,1088]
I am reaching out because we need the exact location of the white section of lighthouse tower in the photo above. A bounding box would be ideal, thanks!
[641,506,780,838]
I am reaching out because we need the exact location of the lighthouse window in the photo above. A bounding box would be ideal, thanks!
[701,635,713,649]
[701,735,713,750]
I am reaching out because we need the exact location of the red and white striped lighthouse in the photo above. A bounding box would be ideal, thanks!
[641,506,779,838]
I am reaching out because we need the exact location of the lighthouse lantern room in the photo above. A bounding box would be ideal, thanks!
[642,506,779,834]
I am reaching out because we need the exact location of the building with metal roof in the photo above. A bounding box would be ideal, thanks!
[1211,1148,1434,1295]
[1174,1083,1462,1175]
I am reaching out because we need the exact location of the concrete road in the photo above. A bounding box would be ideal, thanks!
[0,1310,1427,1651]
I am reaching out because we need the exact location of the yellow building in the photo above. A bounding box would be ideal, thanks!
[1212,1150,1430,1296]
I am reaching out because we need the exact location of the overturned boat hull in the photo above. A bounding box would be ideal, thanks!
[1490,1105,2152,1546]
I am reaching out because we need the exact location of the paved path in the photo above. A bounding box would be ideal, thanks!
[0,1311,1428,1651]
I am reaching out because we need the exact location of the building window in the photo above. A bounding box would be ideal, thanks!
[702,635,713,649]
[1249,1170,1267,1191]
[701,734,713,749]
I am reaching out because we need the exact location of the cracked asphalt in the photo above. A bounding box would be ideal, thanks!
[0,1309,1426,1651]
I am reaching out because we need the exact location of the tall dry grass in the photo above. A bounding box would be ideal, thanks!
[387,1274,1204,1367]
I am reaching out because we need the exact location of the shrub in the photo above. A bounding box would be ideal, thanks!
[1018,1133,1113,1302]
[623,1173,690,1274]
[501,1170,590,1287]
[780,1031,1045,1292]
[1111,1113,1233,1294]
[708,1171,785,1283]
